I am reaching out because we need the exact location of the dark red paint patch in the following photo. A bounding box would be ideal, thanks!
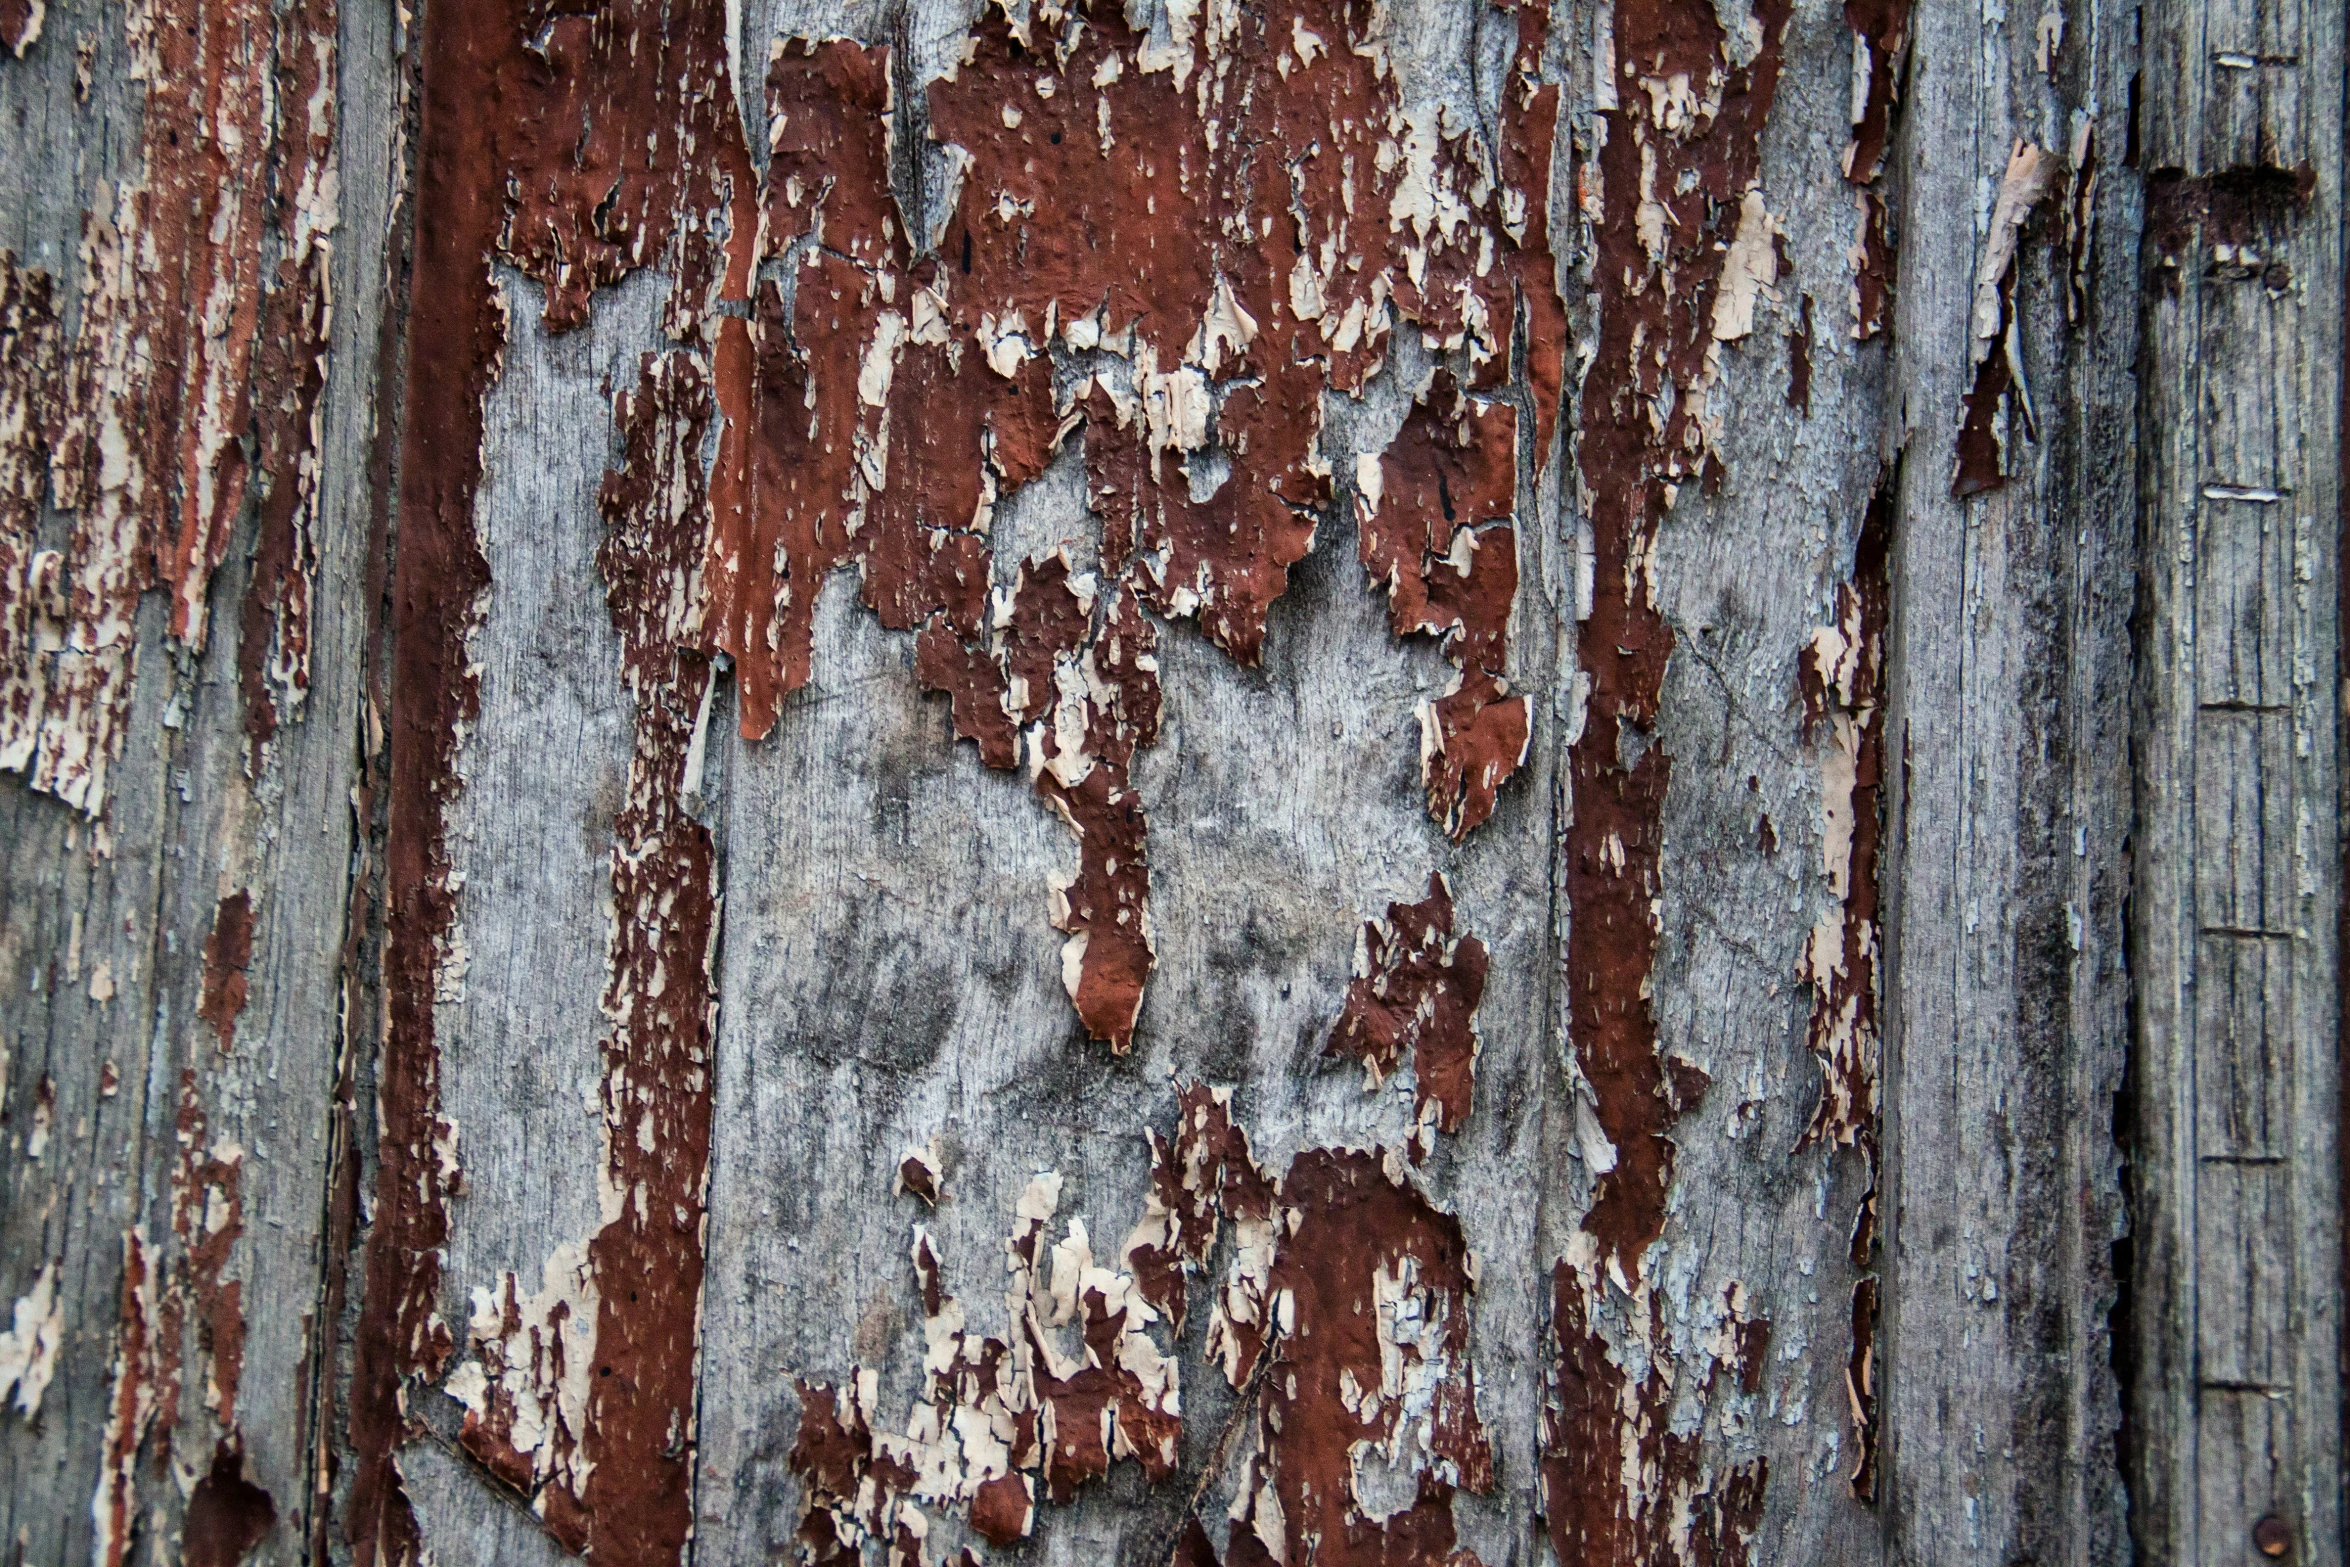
[1952,298,2026,496]
[1327,873,1490,1160]
[197,891,255,1052]
[1787,293,1813,415]
[1125,1081,1277,1341]
[184,1440,278,1567]
[575,348,727,1562]
[1225,1146,1493,1567]
[357,3,751,1558]
[1840,0,1910,187]
[1360,375,1528,839]
[1565,0,1788,1265]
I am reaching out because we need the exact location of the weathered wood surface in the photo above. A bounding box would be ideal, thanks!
[1,1,396,1563]
[1875,1,2139,1563]
[0,1,2336,1566]
[2131,0,2346,1562]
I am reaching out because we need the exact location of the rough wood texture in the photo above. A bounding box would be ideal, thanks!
[2132,0,2346,1562]
[0,2,397,1564]
[0,1,2337,1565]
[1874,0,2141,1562]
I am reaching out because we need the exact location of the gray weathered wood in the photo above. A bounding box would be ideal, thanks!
[1877,0,2138,1561]
[2132,0,2346,1558]
[0,0,2337,1563]
[0,1,399,1562]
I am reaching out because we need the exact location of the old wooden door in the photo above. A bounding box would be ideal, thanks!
[0,0,2340,1563]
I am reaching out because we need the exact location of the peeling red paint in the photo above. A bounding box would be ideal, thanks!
[789,1166,1179,1557]
[172,1072,251,1428]
[1839,0,1907,343]
[1845,1275,1880,1500]
[356,0,1575,1551]
[1124,1080,1278,1358]
[2142,163,2315,292]
[897,1142,946,1208]
[0,1,42,58]
[1543,1259,1769,1566]
[0,253,63,781]
[18,0,281,812]
[789,1082,1493,1566]
[1359,375,1528,839]
[1327,873,1490,1160]
[0,0,338,805]
[183,1439,278,1567]
[681,0,1563,1047]
[569,347,726,1561]
[1564,0,1787,1270]
[197,891,255,1052]
[1796,478,1892,1494]
[1848,190,1894,344]
[1549,0,1787,1554]
[1795,488,1889,1160]
[93,1229,158,1567]
[238,0,340,768]
[1501,0,1569,459]
[358,3,747,1559]
[1840,0,1909,187]
[351,0,506,1552]
[1952,141,2052,497]
[1223,1146,1493,1567]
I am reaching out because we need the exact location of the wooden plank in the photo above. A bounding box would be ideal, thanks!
[2150,0,2314,172]
[2197,1387,2295,1561]
[1876,0,2139,1559]
[2195,1161,2290,1389]
[0,3,397,1564]
[2133,0,2345,1558]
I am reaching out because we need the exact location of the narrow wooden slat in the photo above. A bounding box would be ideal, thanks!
[2134,0,2344,1560]
[2195,502,2290,709]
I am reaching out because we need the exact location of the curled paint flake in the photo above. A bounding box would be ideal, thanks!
[0,1260,63,1420]
[897,1138,948,1207]
[447,1244,600,1513]
[0,1,45,57]
[1952,142,2052,496]
[91,1230,158,1567]
[789,1167,1179,1557]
